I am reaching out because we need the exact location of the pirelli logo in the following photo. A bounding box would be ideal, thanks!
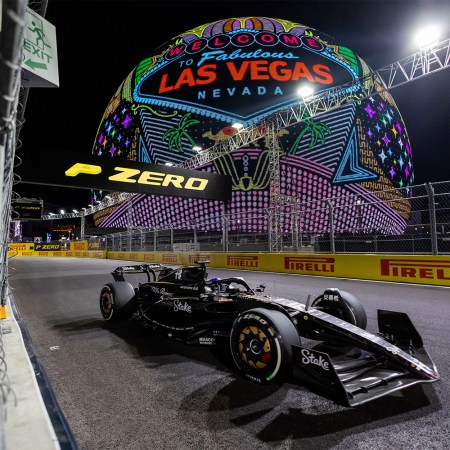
[284,256,335,273]
[227,255,259,268]
[163,254,178,263]
[144,253,155,262]
[189,254,210,263]
[380,259,450,280]
[9,244,27,251]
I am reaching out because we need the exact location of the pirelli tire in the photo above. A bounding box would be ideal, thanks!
[311,289,367,330]
[230,308,300,385]
[100,282,136,321]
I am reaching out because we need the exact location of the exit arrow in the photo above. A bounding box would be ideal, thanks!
[24,58,48,70]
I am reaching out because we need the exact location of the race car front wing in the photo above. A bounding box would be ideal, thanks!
[291,309,440,407]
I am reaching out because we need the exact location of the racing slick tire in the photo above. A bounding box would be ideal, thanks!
[230,308,300,385]
[311,288,367,330]
[100,282,135,321]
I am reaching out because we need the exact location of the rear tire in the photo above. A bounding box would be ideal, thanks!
[100,282,135,321]
[230,308,300,384]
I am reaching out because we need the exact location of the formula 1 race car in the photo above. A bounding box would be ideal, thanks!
[99,260,440,407]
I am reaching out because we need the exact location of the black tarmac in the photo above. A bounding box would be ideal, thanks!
[7,257,450,450]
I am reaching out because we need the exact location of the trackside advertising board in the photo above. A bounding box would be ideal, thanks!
[105,252,450,287]
[18,150,232,201]
[11,200,43,220]
[8,248,450,286]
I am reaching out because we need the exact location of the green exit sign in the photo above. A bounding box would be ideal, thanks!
[22,7,59,88]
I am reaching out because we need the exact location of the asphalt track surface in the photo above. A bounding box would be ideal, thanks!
[8,257,450,450]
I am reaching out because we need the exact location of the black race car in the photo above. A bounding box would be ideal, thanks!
[99,260,440,407]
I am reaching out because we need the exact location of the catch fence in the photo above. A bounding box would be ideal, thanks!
[94,181,450,255]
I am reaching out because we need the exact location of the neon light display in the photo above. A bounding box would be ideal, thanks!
[92,17,413,233]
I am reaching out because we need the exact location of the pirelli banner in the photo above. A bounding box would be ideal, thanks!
[18,150,232,201]
[218,253,450,287]
[105,252,450,287]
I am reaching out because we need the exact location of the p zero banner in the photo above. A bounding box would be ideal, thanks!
[19,150,232,201]
[34,243,61,251]
[11,199,43,220]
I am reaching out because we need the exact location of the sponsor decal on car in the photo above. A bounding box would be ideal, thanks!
[199,337,216,345]
[148,286,167,295]
[323,293,340,301]
[173,300,192,313]
[213,330,229,337]
[300,349,330,370]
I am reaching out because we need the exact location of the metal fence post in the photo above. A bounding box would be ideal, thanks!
[221,203,228,252]
[327,200,335,254]
[267,208,272,252]
[80,210,85,239]
[192,221,197,247]
[426,183,438,255]
[127,197,133,229]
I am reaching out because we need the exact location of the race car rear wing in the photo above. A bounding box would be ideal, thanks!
[111,264,165,282]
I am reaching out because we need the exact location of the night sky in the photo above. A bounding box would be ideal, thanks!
[16,0,450,212]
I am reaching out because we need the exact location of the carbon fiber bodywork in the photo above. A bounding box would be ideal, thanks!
[100,261,439,407]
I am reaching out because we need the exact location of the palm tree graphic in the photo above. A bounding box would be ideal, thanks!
[163,113,199,153]
[288,117,332,154]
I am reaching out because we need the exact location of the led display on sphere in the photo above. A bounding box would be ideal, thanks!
[92,17,413,234]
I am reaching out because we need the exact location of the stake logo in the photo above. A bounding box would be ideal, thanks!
[380,259,450,280]
[227,255,259,268]
[284,256,335,273]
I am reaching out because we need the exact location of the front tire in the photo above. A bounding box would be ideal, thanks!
[230,308,300,384]
[311,288,367,329]
[100,282,135,321]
